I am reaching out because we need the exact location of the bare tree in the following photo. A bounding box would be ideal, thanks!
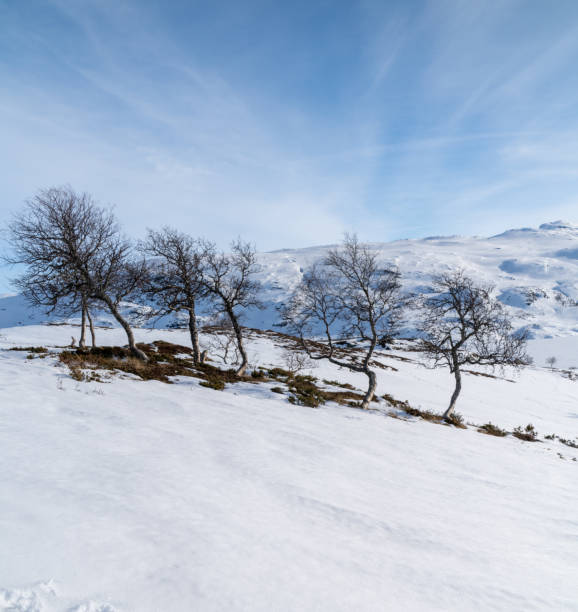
[416,270,530,420]
[203,314,240,366]
[282,235,403,409]
[6,187,148,360]
[283,349,316,376]
[202,239,262,376]
[546,356,557,370]
[140,227,207,365]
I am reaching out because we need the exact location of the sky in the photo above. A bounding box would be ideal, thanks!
[1,0,578,290]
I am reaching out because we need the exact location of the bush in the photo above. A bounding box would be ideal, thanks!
[322,379,355,390]
[293,373,318,384]
[199,379,225,391]
[478,422,508,437]
[271,386,285,394]
[250,369,268,380]
[10,346,48,353]
[268,367,292,379]
[58,341,242,387]
[383,394,444,423]
[445,412,466,428]
[513,424,539,442]
[287,376,325,408]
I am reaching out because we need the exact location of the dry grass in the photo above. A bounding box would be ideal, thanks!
[444,412,466,428]
[512,424,539,442]
[559,437,578,449]
[322,379,356,390]
[382,393,444,422]
[9,346,49,353]
[478,422,508,437]
[59,341,241,388]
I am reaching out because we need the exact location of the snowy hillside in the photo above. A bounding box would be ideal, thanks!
[1,322,577,611]
[254,220,578,359]
[1,221,578,611]
[3,220,576,367]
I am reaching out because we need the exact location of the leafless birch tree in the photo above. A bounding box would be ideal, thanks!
[416,270,530,420]
[140,227,207,365]
[6,187,147,360]
[202,239,262,376]
[282,235,402,409]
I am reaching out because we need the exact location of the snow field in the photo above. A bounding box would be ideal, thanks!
[1,324,577,610]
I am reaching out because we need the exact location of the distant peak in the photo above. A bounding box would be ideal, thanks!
[538,220,577,231]
[492,220,578,239]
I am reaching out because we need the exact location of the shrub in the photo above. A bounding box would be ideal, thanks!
[382,393,413,411]
[10,346,48,353]
[383,393,443,423]
[445,412,466,428]
[58,341,241,387]
[293,373,318,384]
[559,437,578,449]
[322,379,355,390]
[268,367,292,379]
[199,379,225,391]
[287,376,325,408]
[512,424,539,442]
[251,369,267,380]
[271,386,285,394]
[69,365,85,381]
[478,422,508,437]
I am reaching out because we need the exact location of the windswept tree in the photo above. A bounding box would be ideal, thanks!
[140,227,207,365]
[202,239,262,376]
[9,259,97,349]
[6,186,148,360]
[282,235,403,409]
[416,270,530,420]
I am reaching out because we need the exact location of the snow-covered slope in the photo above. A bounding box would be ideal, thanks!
[1,221,577,610]
[254,220,578,344]
[0,324,577,611]
[2,220,577,366]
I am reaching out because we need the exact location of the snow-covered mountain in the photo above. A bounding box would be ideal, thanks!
[255,219,578,336]
[1,222,577,611]
[2,220,577,366]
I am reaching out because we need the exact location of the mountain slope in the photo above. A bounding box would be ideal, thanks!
[2,221,577,351]
[254,220,578,342]
[0,324,577,611]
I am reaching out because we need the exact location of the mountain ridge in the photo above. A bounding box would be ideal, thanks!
[2,220,577,348]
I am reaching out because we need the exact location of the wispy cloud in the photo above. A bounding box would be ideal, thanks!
[1,0,578,291]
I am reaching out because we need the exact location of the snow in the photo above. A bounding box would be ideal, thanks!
[2,219,577,343]
[1,221,578,610]
[248,220,578,343]
[1,322,577,611]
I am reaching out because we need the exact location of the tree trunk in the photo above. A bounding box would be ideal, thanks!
[226,307,248,376]
[443,365,462,419]
[187,302,201,365]
[86,307,96,347]
[79,303,87,349]
[360,368,377,409]
[102,297,148,361]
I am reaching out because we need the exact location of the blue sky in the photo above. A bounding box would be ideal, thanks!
[1,0,578,290]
